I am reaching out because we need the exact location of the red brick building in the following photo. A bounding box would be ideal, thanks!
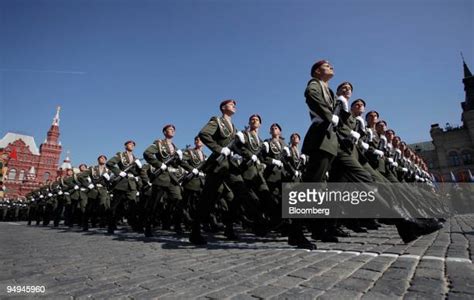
[0,107,63,198]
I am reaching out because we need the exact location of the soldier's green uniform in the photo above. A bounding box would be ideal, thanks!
[143,133,184,236]
[301,76,338,183]
[180,145,206,226]
[106,144,142,234]
[82,162,112,230]
[190,100,263,244]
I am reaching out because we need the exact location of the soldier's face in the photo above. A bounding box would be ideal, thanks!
[367,113,378,126]
[125,143,135,151]
[79,165,87,172]
[351,102,365,115]
[392,137,400,147]
[376,123,386,134]
[67,169,73,176]
[222,102,236,115]
[194,138,203,148]
[98,157,106,165]
[385,131,394,141]
[249,117,260,130]
[291,135,300,145]
[337,84,352,99]
[164,127,175,138]
[316,63,334,79]
[270,126,281,137]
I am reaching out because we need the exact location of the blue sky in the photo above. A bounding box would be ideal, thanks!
[1,0,473,166]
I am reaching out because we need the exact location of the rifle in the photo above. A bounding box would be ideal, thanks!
[216,132,244,163]
[151,150,183,177]
[110,158,144,184]
[178,159,207,185]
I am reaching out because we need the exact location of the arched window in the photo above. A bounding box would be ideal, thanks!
[7,169,17,181]
[448,151,461,167]
[461,150,472,165]
[43,172,50,181]
[18,170,25,181]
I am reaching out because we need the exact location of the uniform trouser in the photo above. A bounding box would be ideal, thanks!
[108,190,139,230]
[183,188,201,224]
[27,206,37,225]
[196,170,260,227]
[36,204,45,225]
[301,150,337,235]
[43,203,55,225]
[302,150,335,183]
[83,197,99,229]
[144,184,182,230]
[54,200,66,226]
[330,149,373,183]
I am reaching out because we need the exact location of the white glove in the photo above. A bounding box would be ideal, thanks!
[236,131,245,144]
[402,167,408,173]
[198,171,205,177]
[331,115,339,126]
[415,175,420,181]
[350,130,361,141]
[176,149,183,160]
[48,193,53,197]
[337,95,349,112]
[87,176,92,183]
[58,191,63,195]
[355,116,366,128]
[192,168,199,175]
[88,183,95,189]
[119,171,127,177]
[388,157,394,163]
[392,162,398,167]
[300,154,307,164]
[283,146,291,157]
[74,185,79,190]
[134,159,142,168]
[148,181,152,187]
[272,159,283,168]
[103,173,110,181]
[251,155,258,162]
[360,141,369,151]
[160,163,167,171]
[136,192,140,196]
[374,149,384,158]
[220,147,231,157]
[294,171,300,177]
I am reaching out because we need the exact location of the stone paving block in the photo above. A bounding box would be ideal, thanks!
[332,277,374,292]
[408,277,447,295]
[316,288,363,299]
[403,291,444,300]
[271,287,323,299]
[369,279,409,296]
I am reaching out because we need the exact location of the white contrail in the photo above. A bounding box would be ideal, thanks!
[0,68,86,75]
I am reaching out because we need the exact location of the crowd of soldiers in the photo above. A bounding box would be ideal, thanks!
[0,59,449,249]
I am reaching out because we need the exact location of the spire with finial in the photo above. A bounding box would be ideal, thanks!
[52,106,61,126]
[461,52,474,112]
[61,150,72,170]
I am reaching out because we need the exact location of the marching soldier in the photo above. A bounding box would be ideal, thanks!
[143,124,184,236]
[180,136,207,229]
[82,155,112,231]
[106,140,143,234]
[190,100,263,244]
[53,168,73,227]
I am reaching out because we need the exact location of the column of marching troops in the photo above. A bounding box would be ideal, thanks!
[1,60,450,249]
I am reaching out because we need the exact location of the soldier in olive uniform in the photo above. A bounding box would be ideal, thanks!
[106,140,143,234]
[180,136,207,228]
[143,124,184,237]
[286,133,307,182]
[82,155,112,231]
[190,100,263,245]
[53,168,74,227]
[301,60,339,183]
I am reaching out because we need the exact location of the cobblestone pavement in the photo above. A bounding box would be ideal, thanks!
[1,215,473,299]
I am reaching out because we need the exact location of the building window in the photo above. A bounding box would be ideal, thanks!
[43,172,50,181]
[461,150,472,165]
[448,151,461,167]
[7,169,17,181]
[18,170,25,181]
